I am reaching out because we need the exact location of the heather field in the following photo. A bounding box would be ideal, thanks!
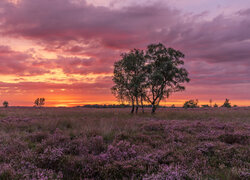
[0,107,249,180]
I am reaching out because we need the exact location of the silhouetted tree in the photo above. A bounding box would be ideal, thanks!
[34,98,45,107]
[111,49,146,114]
[111,43,189,114]
[34,98,39,106]
[183,99,199,108]
[144,43,190,113]
[221,98,231,108]
[3,101,8,108]
[214,103,218,108]
[209,99,212,107]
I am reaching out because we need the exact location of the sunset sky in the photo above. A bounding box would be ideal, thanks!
[0,0,250,107]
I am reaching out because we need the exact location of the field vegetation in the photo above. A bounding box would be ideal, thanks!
[0,107,249,179]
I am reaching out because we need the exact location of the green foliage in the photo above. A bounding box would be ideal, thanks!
[3,101,9,108]
[111,43,190,114]
[144,43,190,113]
[0,171,14,180]
[183,99,199,108]
[221,99,231,108]
[111,49,146,113]
[34,98,45,107]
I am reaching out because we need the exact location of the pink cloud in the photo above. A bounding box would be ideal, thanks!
[0,45,50,75]
[0,0,250,105]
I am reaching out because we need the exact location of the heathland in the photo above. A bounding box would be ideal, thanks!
[0,107,249,179]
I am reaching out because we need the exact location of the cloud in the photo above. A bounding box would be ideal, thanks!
[1,0,249,63]
[52,56,113,75]
[0,0,181,48]
[0,45,50,75]
[0,0,250,105]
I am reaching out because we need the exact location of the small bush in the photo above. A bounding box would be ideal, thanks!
[183,99,199,108]
[214,103,218,107]
[3,101,9,108]
[219,133,249,145]
[221,99,231,108]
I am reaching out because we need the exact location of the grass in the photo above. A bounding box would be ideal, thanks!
[0,107,249,179]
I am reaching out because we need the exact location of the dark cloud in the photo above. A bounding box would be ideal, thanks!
[1,0,249,63]
[0,0,180,48]
[0,0,250,105]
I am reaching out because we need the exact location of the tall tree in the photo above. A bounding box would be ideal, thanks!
[144,43,190,113]
[111,49,146,113]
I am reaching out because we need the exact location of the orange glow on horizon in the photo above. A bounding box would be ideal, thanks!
[1,0,250,107]
[42,99,250,107]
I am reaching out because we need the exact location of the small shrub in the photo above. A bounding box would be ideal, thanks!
[221,99,231,108]
[183,99,199,108]
[87,136,106,155]
[214,103,218,107]
[143,165,190,180]
[171,104,176,108]
[38,146,65,170]
[219,133,249,145]
[28,131,48,143]
[3,101,9,108]
[0,164,15,180]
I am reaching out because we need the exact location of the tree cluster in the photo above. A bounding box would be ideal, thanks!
[34,98,45,107]
[183,99,199,108]
[111,43,190,113]
[82,104,130,108]
[183,98,236,108]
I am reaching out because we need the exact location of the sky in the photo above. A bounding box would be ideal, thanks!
[0,0,250,107]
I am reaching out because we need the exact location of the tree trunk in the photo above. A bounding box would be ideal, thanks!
[131,100,135,114]
[135,97,139,114]
[141,97,144,113]
[151,104,157,114]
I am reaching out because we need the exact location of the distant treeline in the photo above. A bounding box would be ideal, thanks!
[77,104,169,108]
[77,98,237,109]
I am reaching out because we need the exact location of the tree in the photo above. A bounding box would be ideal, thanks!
[171,104,176,108]
[183,99,199,108]
[209,99,212,107]
[221,98,231,108]
[3,101,8,108]
[214,103,218,108]
[111,43,190,114]
[144,43,190,113]
[111,49,146,113]
[34,98,45,107]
